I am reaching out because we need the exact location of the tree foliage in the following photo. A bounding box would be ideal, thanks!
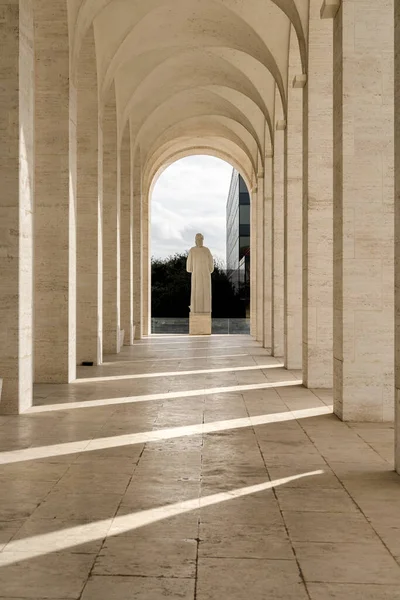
[151,252,245,318]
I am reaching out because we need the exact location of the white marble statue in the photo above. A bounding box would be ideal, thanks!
[186,233,214,314]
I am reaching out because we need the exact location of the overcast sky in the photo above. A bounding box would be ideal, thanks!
[151,156,233,265]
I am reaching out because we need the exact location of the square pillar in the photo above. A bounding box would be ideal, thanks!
[333,0,394,421]
[120,127,134,345]
[102,91,121,354]
[0,1,34,413]
[76,28,102,365]
[284,26,303,370]
[302,0,333,388]
[250,188,257,338]
[263,155,273,351]
[131,143,143,340]
[394,0,400,471]
[34,1,76,383]
[142,192,150,337]
[256,175,265,344]
[272,93,285,358]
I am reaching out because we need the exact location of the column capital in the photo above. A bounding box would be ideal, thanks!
[320,0,341,19]
[276,120,286,131]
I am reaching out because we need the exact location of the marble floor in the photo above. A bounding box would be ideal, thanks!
[0,335,399,599]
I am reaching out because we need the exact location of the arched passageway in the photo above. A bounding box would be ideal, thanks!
[149,155,252,335]
[0,0,400,595]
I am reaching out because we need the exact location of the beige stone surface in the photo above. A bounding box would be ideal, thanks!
[272,88,285,358]
[102,88,121,355]
[263,157,273,352]
[0,336,397,599]
[77,27,102,366]
[142,191,151,337]
[256,175,264,344]
[1,6,400,594]
[131,144,143,340]
[119,126,134,346]
[250,188,257,338]
[333,0,394,422]
[34,0,76,384]
[285,26,303,370]
[302,0,333,389]
[395,0,400,472]
[0,0,34,414]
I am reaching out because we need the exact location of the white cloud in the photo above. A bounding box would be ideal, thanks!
[151,155,233,265]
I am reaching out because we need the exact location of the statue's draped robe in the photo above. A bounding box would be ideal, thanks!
[186,246,214,313]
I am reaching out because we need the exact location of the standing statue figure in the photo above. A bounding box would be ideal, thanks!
[186,234,214,334]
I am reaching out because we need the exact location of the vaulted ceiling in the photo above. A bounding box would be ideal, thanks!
[69,0,309,188]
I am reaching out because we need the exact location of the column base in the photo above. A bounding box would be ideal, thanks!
[189,313,211,335]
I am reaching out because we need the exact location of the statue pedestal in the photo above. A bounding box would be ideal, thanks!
[189,313,211,335]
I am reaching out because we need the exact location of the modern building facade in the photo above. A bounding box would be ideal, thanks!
[226,170,250,293]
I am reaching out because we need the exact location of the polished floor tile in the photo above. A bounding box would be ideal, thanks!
[0,335,398,599]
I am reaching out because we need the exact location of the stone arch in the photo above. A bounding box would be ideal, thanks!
[133,88,264,166]
[95,0,287,104]
[145,139,255,198]
[140,117,259,180]
[118,48,271,137]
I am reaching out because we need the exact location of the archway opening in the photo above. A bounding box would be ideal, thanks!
[150,155,251,335]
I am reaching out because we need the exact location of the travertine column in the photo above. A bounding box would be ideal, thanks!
[333,0,394,420]
[256,175,264,344]
[102,90,121,354]
[395,0,400,471]
[142,191,150,336]
[272,91,285,358]
[34,1,76,383]
[76,28,102,365]
[250,188,257,338]
[120,127,134,345]
[132,143,142,340]
[284,27,303,370]
[302,0,333,388]
[0,0,34,413]
[263,155,273,351]
[132,190,142,339]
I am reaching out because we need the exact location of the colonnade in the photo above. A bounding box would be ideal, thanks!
[0,0,399,470]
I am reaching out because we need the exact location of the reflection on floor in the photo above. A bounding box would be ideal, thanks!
[0,335,398,599]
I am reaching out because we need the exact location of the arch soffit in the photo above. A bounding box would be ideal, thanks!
[138,115,260,176]
[147,135,254,179]
[140,120,258,178]
[201,85,272,156]
[117,48,271,134]
[71,0,308,82]
[133,88,263,161]
[146,145,254,199]
[127,85,266,160]
[94,0,287,105]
